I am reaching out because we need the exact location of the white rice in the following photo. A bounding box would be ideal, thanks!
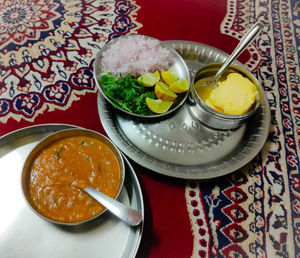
[100,35,175,77]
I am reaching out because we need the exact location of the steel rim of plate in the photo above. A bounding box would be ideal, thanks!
[97,41,271,180]
[0,124,144,258]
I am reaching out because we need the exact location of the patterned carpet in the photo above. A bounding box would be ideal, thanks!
[0,0,299,257]
[0,0,141,123]
[186,0,300,257]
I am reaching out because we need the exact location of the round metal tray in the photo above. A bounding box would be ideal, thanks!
[97,41,271,179]
[0,124,144,258]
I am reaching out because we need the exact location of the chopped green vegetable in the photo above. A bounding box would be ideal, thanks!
[100,73,156,115]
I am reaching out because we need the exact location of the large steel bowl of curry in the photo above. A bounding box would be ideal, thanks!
[21,128,125,226]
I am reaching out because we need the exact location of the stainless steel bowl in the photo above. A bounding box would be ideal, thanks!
[93,35,190,119]
[189,63,262,130]
[21,128,125,226]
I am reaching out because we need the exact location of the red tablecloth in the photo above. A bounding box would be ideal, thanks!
[0,0,299,257]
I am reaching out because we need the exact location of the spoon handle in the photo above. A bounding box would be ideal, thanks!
[213,21,264,81]
[84,186,142,226]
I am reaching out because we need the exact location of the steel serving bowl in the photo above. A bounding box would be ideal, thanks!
[189,63,262,130]
[21,128,125,226]
[93,34,191,119]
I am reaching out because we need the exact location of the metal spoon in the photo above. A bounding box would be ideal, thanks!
[83,185,142,226]
[205,21,264,88]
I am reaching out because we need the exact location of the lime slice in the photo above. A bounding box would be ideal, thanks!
[153,71,160,81]
[169,78,189,93]
[146,97,173,114]
[155,81,177,101]
[161,70,178,86]
[168,66,177,74]
[137,72,159,87]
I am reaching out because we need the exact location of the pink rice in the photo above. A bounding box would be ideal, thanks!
[100,35,175,77]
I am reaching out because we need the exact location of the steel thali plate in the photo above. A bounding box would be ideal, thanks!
[97,41,271,179]
[0,124,144,258]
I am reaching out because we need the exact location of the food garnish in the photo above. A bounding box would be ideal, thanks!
[100,73,156,115]
[154,81,178,101]
[145,97,173,114]
[100,67,189,115]
[161,70,178,85]
[137,72,160,87]
[169,78,189,93]
[98,35,190,115]
[100,35,175,77]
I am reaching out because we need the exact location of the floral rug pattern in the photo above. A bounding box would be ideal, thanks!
[186,0,300,257]
[1,1,299,257]
[0,0,141,122]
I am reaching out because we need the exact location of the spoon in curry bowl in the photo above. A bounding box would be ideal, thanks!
[73,181,142,227]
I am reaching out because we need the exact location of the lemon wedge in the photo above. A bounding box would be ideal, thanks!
[137,72,160,87]
[146,97,173,114]
[153,71,160,81]
[155,81,177,101]
[161,70,178,86]
[169,78,189,93]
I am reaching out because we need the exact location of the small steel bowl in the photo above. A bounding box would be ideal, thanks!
[189,63,262,130]
[93,34,190,119]
[21,128,125,226]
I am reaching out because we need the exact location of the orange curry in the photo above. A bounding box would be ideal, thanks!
[29,136,122,223]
